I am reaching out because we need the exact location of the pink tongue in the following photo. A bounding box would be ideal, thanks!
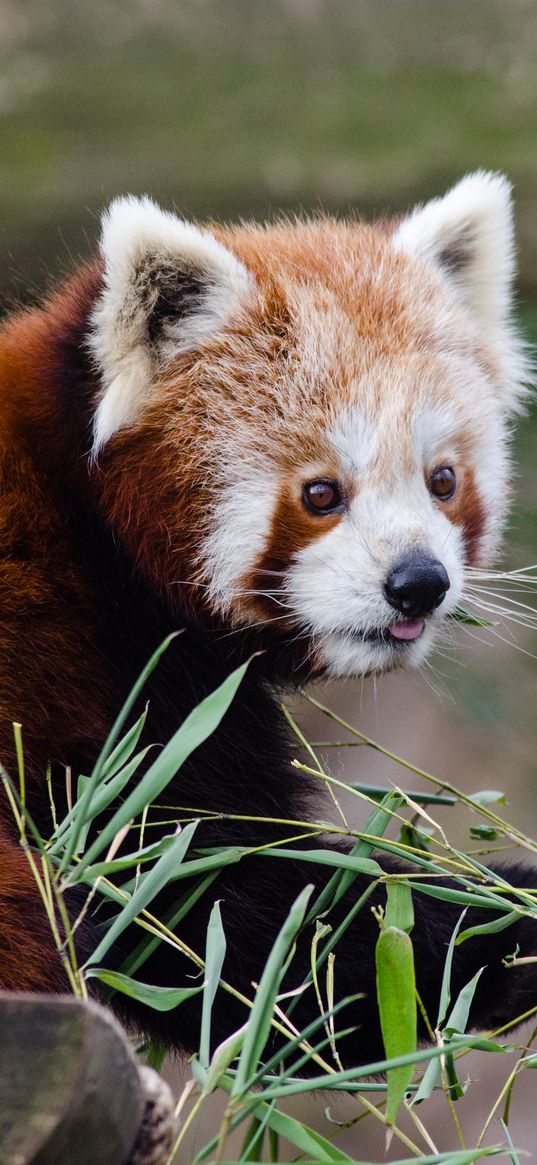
[388,619,425,641]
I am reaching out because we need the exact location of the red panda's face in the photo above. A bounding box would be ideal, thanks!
[90,175,527,678]
[195,326,511,678]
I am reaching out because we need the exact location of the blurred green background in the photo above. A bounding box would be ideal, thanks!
[1,3,537,1154]
[2,0,537,292]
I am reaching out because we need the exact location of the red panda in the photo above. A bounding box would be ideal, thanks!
[0,171,535,1062]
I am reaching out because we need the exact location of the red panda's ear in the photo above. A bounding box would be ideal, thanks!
[393,172,530,413]
[90,196,253,453]
[393,172,515,331]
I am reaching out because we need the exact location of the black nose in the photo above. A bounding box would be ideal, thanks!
[384,555,450,617]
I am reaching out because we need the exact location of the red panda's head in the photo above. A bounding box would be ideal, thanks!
[89,172,528,678]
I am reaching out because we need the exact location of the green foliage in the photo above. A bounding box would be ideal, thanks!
[2,639,537,1163]
[375,922,417,1138]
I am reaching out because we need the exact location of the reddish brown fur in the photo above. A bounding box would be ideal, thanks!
[441,465,487,565]
[0,826,67,991]
[0,272,111,783]
[462,482,487,566]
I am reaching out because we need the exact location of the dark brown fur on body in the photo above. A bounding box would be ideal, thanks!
[0,184,535,1065]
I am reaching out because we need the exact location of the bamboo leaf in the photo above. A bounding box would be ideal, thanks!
[442,967,485,1101]
[348,783,456,806]
[252,1103,354,1162]
[214,1148,502,1165]
[469,790,506,807]
[407,882,516,911]
[444,966,485,1037]
[501,1120,522,1165]
[113,849,242,893]
[200,1024,248,1095]
[415,952,484,1106]
[438,911,467,1027]
[456,910,521,945]
[101,707,149,780]
[223,1034,504,1101]
[240,1113,266,1161]
[375,924,417,1135]
[50,746,153,857]
[469,825,499,840]
[199,901,227,1069]
[449,607,494,628]
[232,885,312,1096]
[413,1052,441,1107]
[59,634,176,869]
[85,968,203,1010]
[118,871,219,981]
[305,791,401,925]
[261,847,380,876]
[84,819,199,966]
[384,880,414,934]
[77,831,180,878]
[413,911,467,1104]
[69,658,251,881]
[353,792,404,860]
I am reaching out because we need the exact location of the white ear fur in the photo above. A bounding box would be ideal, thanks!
[393,172,531,411]
[393,171,515,328]
[90,196,253,452]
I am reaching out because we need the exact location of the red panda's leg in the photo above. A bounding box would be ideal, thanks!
[0,825,67,992]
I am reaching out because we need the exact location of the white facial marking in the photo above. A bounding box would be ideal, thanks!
[412,404,461,465]
[284,481,464,677]
[200,463,281,619]
[198,391,478,678]
[327,407,377,474]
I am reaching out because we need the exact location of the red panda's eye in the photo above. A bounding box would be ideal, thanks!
[429,465,456,501]
[302,479,343,515]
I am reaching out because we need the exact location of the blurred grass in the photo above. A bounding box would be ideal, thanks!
[2,0,537,292]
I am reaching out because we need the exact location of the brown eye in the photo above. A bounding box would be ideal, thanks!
[303,479,343,515]
[429,465,457,501]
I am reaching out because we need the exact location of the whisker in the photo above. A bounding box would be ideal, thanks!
[464,585,537,621]
[464,595,537,622]
[466,576,537,594]
[417,659,453,701]
[448,618,496,651]
[170,578,212,590]
[462,593,537,631]
[431,641,464,666]
[480,624,537,661]
[249,567,287,579]
[467,566,537,584]
[211,610,300,642]
[456,612,537,661]
[233,590,289,606]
